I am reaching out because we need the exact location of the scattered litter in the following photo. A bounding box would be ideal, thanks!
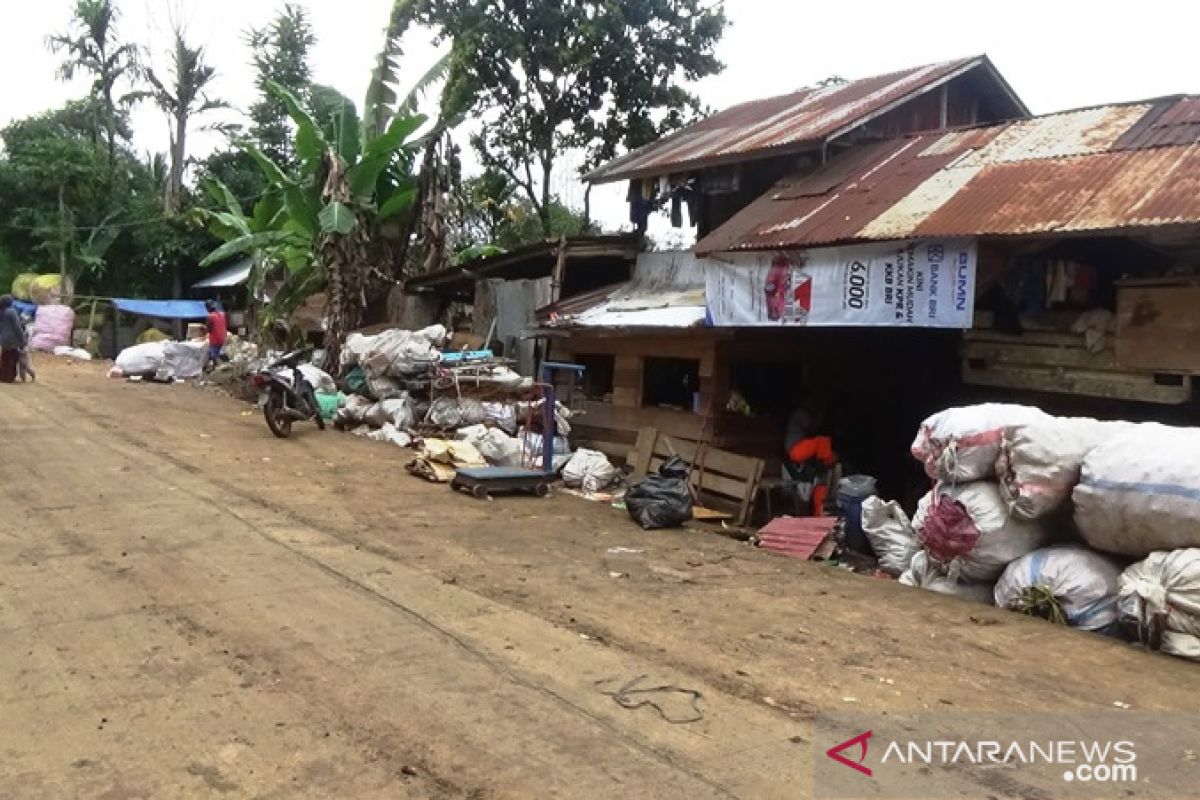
[596,675,704,724]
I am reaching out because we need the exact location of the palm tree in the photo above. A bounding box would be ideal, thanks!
[142,30,228,215]
[47,0,139,168]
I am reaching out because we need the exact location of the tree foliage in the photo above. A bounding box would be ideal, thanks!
[452,168,593,255]
[421,0,727,232]
[246,4,315,168]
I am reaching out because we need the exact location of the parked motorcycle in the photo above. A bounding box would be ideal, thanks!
[251,348,325,438]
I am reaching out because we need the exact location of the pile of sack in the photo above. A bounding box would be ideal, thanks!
[865,404,1200,662]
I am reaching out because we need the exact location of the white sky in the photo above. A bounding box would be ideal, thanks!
[3,0,1199,237]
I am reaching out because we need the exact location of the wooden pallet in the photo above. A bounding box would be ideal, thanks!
[627,427,765,527]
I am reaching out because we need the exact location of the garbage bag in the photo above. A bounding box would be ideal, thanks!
[364,396,414,430]
[562,449,619,493]
[315,392,346,420]
[861,496,920,576]
[1074,423,1200,557]
[341,325,444,378]
[899,551,995,604]
[994,544,1124,632]
[913,482,1050,582]
[625,456,692,530]
[334,394,375,427]
[366,423,412,448]
[29,304,74,351]
[482,402,518,435]
[1119,548,1200,661]
[518,428,571,457]
[997,417,1133,520]
[11,272,38,301]
[912,403,1052,482]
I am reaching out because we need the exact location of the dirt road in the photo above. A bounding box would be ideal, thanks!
[2,356,1199,799]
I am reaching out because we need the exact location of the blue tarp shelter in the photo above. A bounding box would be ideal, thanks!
[110,298,208,319]
[12,299,37,316]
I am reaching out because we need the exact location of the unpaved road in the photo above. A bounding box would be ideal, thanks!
[2,356,1199,799]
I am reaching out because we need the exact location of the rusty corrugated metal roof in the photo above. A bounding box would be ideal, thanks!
[695,96,1200,253]
[586,56,1025,184]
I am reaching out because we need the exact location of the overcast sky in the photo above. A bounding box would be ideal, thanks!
[3,0,1199,237]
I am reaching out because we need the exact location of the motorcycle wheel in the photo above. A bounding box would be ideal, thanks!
[263,388,293,438]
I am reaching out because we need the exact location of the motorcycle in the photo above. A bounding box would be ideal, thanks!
[251,348,325,438]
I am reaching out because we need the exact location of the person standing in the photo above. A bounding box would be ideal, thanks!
[0,295,26,384]
[204,300,228,364]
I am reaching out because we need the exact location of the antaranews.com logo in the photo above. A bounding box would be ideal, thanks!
[814,713,1193,799]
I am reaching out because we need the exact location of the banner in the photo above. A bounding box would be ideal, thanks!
[705,238,976,328]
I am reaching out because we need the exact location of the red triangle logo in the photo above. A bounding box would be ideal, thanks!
[826,730,873,777]
[793,275,813,313]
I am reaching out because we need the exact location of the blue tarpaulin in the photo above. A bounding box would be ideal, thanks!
[111,298,209,319]
[12,299,37,317]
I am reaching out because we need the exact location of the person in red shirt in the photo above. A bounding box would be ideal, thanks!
[204,300,228,363]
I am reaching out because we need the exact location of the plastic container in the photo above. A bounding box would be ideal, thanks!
[837,474,878,554]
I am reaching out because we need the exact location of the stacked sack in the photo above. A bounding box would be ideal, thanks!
[1073,423,1200,661]
[903,404,1055,602]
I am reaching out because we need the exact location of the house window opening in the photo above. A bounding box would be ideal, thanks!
[576,353,615,401]
[643,357,700,411]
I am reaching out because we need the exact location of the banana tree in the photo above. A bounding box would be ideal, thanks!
[201,79,427,368]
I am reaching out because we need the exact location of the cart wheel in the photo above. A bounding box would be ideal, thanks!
[450,479,462,493]
[471,485,490,500]
[535,482,551,497]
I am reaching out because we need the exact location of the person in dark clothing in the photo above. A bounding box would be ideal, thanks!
[0,295,26,384]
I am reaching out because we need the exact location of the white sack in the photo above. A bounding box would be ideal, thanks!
[334,395,375,427]
[453,424,490,443]
[912,403,1052,482]
[365,397,414,430]
[475,428,524,467]
[900,552,995,604]
[913,482,1050,582]
[29,304,75,351]
[297,363,336,395]
[997,417,1133,520]
[519,428,571,457]
[994,544,1124,631]
[482,402,517,435]
[114,341,167,375]
[1119,549,1200,661]
[562,449,619,493]
[52,345,92,360]
[340,325,445,378]
[366,423,412,449]
[428,397,487,429]
[861,496,920,576]
[1074,423,1200,557]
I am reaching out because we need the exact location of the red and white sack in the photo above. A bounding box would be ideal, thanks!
[994,544,1124,632]
[1074,423,1200,557]
[1119,549,1200,661]
[913,482,1050,582]
[29,304,75,351]
[997,417,1133,520]
[911,404,1052,483]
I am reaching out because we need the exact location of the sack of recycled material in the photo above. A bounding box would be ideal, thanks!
[914,482,1050,582]
[297,363,336,395]
[625,456,693,530]
[994,544,1124,632]
[29,304,74,351]
[562,449,618,493]
[428,396,487,429]
[997,417,1133,520]
[861,496,920,576]
[366,423,412,448]
[474,428,524,467]
[912,403,1052,482]
[1119,549,1200,661]
[1074,424,1200,557]
[341,325,445,378]
[900,552,995,604]
[156,341,207,380]
[11,273,38,301]
[115,340,168,376]
[334,394,375,428]
[364,396,414,430]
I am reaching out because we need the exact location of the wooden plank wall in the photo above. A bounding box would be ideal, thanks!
[551,334,717,460]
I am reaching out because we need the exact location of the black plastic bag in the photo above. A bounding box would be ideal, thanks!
[625,456,693,530]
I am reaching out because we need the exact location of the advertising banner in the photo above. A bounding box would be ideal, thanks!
[705,238,976,328]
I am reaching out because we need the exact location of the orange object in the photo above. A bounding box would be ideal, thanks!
[788,435,836,466]
[811,483,829,516]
